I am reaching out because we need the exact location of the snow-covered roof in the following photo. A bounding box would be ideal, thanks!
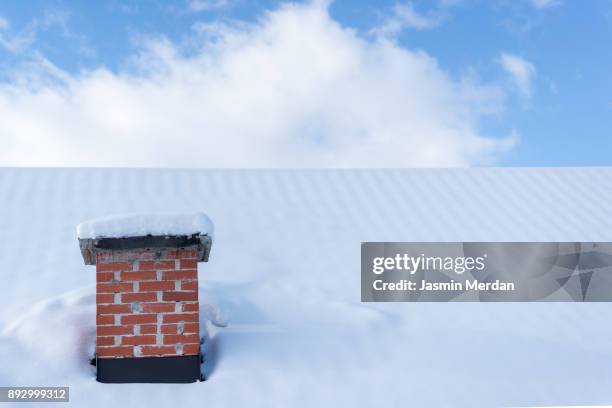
[76,212,214,240]
[2,168,612,406]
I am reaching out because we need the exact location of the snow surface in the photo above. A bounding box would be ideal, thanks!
[76,212,214,240]
[1,168,612,407]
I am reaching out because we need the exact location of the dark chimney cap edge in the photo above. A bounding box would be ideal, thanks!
[78,234,212,265]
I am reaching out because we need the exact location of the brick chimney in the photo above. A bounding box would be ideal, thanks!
[77,213,213,383]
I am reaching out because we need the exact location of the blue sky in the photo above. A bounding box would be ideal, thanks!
[0,0,610,167]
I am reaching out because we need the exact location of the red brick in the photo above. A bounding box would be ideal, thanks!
[97,262,132,272]
[96,346,133,358]
[121,314,157,325]
[182,343,200,355]
[121,271,157,281]
[96,293,115,304]
[97,304,131,314]
[139,260,175,271]
[96,252,112,263]
[160,323,199,334]
[164,250,178,259]
[180,259,197,270]
[162,313,199,323]
[163,333,200,344]
[162,291,198,302]
[184,322,199,334]
[121,335,156,345]
[98,249,158,262]
[184,249,198,258]
[97,336,115,346]
[162,270,197,280]
[141,302,175,313]
[121,292,157,303]
[96,314,115,325]
[140,324,157,334]
[97,282,133,293]
[181,280,198,291]
[181,302,199,312]
[167,248,198,259]
[97,325,133,336]
[141,345,176,356]
[161,324,179,334]
[96,272,115,283]
[139,281,174,292]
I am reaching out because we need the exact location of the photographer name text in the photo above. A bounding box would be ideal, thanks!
[371,254,515,292]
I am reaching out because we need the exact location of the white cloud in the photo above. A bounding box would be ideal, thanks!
[371,2,439,37]
[530,0,561,9]
[499,53,536,98]
[0,19,35,53]
[370,0,465,38]
[188,0,230,12]
[0,2,515,167]
[0,16,9,31]
[0,11,71,54]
